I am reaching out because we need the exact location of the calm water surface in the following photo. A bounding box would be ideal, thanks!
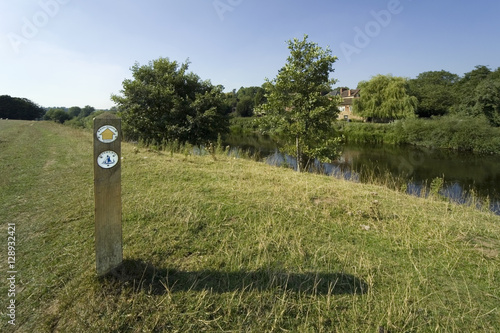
[225,134,500,214]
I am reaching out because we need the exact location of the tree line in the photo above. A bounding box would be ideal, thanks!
[0,95,103,126]
[5,63,498,130]
[111,35,341,171]
[353,66,500,126]
[0,95,45,120]
[3,34,499,168]
[43,105,97,124]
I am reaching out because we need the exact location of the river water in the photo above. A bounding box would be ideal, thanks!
[224,134,500,214]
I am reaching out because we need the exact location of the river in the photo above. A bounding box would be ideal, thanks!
[224,134,500,215]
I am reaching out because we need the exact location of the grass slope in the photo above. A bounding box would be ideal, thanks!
[1,120,499,332]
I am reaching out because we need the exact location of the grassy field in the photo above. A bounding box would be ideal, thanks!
[1,119,499,332]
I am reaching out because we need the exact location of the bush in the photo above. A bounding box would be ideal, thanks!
[112,58,229,145]
[402,116,500,153]
[229,116,259,134]
[340,122,397,144]
[341,116,500,154]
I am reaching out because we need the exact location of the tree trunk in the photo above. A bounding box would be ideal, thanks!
[296,135,301,172]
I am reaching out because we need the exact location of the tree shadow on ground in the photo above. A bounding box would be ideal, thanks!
[100,259,368,296]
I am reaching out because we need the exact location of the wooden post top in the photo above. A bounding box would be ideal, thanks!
[94,112,120,120]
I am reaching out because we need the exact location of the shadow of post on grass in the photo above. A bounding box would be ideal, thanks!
[100,259,368,296]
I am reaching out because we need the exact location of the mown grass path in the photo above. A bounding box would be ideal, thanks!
[1,120,499,332]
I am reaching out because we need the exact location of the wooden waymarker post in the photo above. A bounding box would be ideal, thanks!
[93,113,122,276]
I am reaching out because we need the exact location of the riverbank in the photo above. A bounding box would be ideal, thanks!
[338,116,500,154]
[224,131,500,214]
[229,115,500,154]
[1,120,499,332]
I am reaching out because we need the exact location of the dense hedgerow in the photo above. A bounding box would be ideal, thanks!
[339,116,500,154]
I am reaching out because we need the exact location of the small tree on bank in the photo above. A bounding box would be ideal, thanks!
[112,58,229,145]
[257,35,341,172]
[354,74,417,122]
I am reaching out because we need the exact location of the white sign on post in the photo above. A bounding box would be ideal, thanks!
[97,150,119,169]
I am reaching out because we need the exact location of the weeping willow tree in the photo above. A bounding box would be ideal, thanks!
[353,74,417,122]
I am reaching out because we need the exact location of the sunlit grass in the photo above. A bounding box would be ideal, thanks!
[0,120,499,332]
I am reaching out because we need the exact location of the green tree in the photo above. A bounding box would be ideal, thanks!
[257,35,341,172]
[236,96,254,117]
[233,86,266,117]
[452,65,492,116]
[68,106,82,118]
[111,58,229,145]
[0,95,45,120]
[254,88,266,107]
[44,108,71,123]
[475,77,500,126]
[80,105,95,118]
[354,74,417,122]
[222,91,237,114]
[408,70,459,117]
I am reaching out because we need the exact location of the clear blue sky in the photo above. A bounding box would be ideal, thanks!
[1,0,499,109]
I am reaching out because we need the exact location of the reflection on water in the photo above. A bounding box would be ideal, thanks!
[224,134,500,215]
